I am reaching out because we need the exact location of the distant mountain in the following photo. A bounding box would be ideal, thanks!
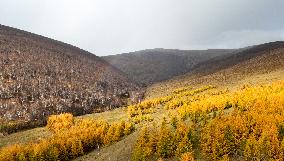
[0,25,141,124]
[187,41,284,76]
[102,48,237,85]
[147,41,284,98]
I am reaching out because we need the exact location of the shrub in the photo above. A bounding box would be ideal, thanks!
[47,113,74,133]
[180,152,195,161]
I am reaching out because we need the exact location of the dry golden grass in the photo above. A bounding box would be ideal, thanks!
[0,127,51,149]
[78,107,129,122]
[146,67,284,99]
[74,131,139,161]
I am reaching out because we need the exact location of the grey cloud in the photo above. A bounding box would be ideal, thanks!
[0,0,284,55]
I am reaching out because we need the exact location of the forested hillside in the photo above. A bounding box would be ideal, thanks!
[0,25,141,129]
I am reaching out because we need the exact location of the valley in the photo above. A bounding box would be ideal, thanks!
[0,25,284,161]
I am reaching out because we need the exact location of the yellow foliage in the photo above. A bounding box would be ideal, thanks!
[132,126,153,161]
[132,120,195,161]
[200,80,284,160]
[1,78,283,161]
[0,117,135,161]
[128,85,215,125]
[133,80,284,161]
[180,152,195,161]
[47,113,74,133]
[132,114,154,124]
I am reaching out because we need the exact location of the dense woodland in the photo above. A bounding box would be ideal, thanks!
[0,25,141,130]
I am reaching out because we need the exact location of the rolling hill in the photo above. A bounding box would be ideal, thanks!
[146,41,284,98]
[102,48,237,85]
[0,25,141,126]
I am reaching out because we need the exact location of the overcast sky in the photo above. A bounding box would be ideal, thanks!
[0,0,284,56]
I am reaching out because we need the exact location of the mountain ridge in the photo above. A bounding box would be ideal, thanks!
[103,48,237,85]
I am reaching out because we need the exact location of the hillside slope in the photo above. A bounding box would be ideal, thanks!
[0,25,141,124]
[146,41,284,98]
[1,40,284,161]
[103,48,237,85]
